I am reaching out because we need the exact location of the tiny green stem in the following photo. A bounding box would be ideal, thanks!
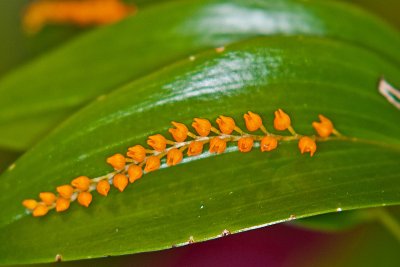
[373,208,400,242]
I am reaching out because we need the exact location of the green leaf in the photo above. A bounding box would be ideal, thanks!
[1,0,400,150]
[0,149,20,175]
[0,0,86,77]
[302,207,400,267]
[339,0,400,29]
[0,36,399,264]
[291,209,374,232]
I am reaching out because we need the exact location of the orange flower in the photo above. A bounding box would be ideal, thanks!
[274,109,291,131]
[187,141,204,156]
[147,134,167,151]
[209,137,227,154]
[71,176,91,191]
[97,180,111,196]
[144,156,161,173]
[238,137,254,152]
[56,185,74,199]
[113,174,129,192]
[192,118,211,136]
[260,136,278,152]
[312,115,333,137]
[216,115,236,135]
[167,148,183,166]
[298,136,317,156]
[244,111,263,131]
[77,192,93,207]
[39,192,56,205]
[127,145,146,162]
[33,204,49,217]
[106,153,126,170]
[169,122,188,142]
[56,197,70,212]
[23,0,136,34]
[128,164,143,183]
[22,199,38,210]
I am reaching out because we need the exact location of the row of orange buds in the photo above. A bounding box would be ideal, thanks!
[22,109,341,217]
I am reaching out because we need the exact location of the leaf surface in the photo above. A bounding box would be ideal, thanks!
[0,36,399,264]
[1,0,400,150]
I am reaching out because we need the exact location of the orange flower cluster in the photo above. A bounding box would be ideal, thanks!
[22,109,340,217]
[23,0,136,34]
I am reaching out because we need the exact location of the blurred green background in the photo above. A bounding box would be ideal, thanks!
[0,0,399,266]
[1,0,399,78]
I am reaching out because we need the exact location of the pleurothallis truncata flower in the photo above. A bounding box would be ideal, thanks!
[243,111,263,131]
[169,122,189,142]
[22,109,342,217]
[273,109,291,131]
[312,115,334,137]
[216,116,236,135]
[192,118,211,136]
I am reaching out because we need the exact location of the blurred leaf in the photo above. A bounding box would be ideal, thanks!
[0,0,86,77]
[290,209,374,232]
[293,206,400,234]
[0,0,163,77]
[0,36,399,264]
[300,207,400,267]
[339,0,400,29]
[1,0,400,151]
[0,150,20,175]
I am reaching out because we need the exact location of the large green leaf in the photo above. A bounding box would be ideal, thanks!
[0,36,399,264]
[1,0,400,151]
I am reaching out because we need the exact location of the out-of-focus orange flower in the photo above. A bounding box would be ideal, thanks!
[23,0,136,34]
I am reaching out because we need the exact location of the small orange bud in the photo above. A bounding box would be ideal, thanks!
[244,111,263,131]
[97,180,111,196]
[22,199,38,210]
[312,115,333,137]
[216,115,236,134]
[192,118,211,136]
[209,137,227,154]
[144,156,161,173]
[260,136,278,152]
[127,145,146,162]
[274,109,291,131]
[106,153,126,170]
[298,136,317,156]
[238,137,254,152]
[128,164,143,183]
[166,148,183,166]
[56,197,70,212]
[56,185,74,199]
[71,176,91,191]
[113,174,129,192]
[77,191,92,207]
[147,134,167,151]
[187,141,204,156]
[33,204,48,217]
[169,122,188,142]
[39,192,56,205]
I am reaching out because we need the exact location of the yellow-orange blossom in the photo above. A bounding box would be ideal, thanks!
[22,109,341,217]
